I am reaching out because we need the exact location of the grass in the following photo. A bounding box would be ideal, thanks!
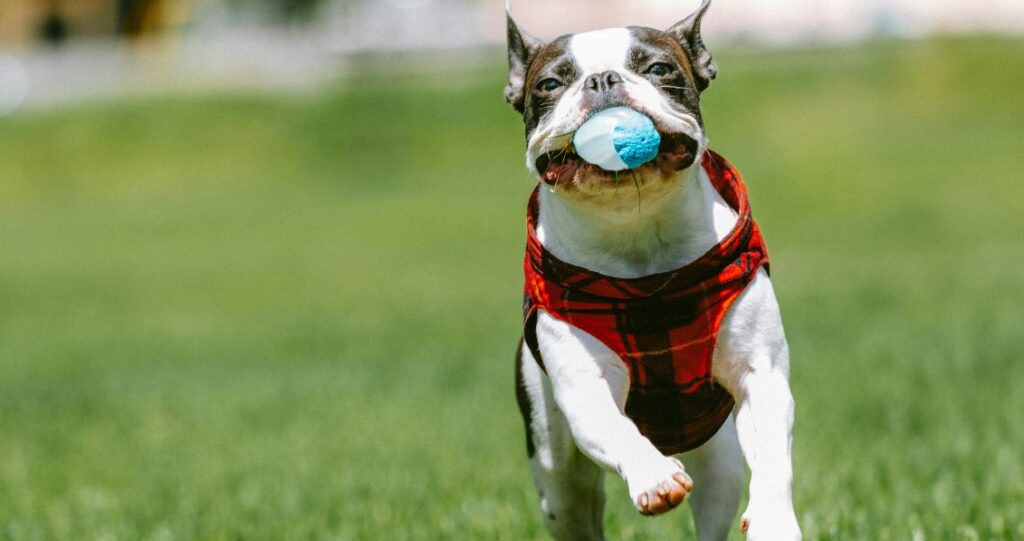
[1,36,1023,539]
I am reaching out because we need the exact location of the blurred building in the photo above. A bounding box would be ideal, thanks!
[0,0,191,49]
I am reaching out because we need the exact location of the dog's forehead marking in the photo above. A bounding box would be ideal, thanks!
[569,28,633,75]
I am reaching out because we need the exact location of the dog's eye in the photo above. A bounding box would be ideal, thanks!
[645,63,674,76]
[536,78,563,92]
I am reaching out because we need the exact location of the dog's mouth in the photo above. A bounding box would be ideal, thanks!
[535,132,699,186]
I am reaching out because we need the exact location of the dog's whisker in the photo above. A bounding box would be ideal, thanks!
[630,170,642,213]
[552,148,574,192]
[545,131,576,153]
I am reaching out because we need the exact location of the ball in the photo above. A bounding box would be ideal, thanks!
[572,107,661,172]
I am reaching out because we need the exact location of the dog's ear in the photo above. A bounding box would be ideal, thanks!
[505,9,542,113]
[667,0,716,92]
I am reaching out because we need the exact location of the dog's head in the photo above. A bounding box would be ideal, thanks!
[506,0,716,202]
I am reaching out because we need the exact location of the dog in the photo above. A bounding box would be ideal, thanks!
[506,1,801,539]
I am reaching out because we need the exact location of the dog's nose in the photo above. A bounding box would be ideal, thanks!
[584,71,623,94]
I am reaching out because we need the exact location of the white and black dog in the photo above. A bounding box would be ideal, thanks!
[507,1,800,539]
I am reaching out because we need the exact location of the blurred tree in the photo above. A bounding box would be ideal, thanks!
[118,0,165,37]
[271,0,326,21]
[228,0,333,23]
[38,0,69,46]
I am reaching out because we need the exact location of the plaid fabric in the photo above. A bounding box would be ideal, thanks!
[522,150,769,455]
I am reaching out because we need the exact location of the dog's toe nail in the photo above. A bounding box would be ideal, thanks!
[667,492,682,507]
[668,486,686,506]
[673,472,693,492]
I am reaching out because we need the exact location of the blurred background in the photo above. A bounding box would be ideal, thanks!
[1,1,1022,539]
[3,0,1024,112]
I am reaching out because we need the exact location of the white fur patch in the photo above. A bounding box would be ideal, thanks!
[569,28,632,75]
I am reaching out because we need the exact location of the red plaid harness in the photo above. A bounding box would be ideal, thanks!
[522,150,769,455]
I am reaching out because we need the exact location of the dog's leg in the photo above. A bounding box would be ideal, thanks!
[532,311,693,517]
[714,270,801,540]
[679,415,744,541]
[518,342,607,541]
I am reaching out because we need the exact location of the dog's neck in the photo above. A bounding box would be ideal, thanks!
[536,159,739,279]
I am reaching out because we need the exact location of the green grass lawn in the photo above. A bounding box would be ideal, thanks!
[1,36,1023,539]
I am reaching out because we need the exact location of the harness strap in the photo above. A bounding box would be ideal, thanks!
[522,304,545,371]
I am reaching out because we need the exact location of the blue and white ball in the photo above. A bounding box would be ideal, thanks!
[573,107,661,172]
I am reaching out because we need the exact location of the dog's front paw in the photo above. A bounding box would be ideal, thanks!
[625,456,693,516]
[740,503,801,541]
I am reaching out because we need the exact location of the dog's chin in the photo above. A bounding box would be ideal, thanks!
[534,132,700,194]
